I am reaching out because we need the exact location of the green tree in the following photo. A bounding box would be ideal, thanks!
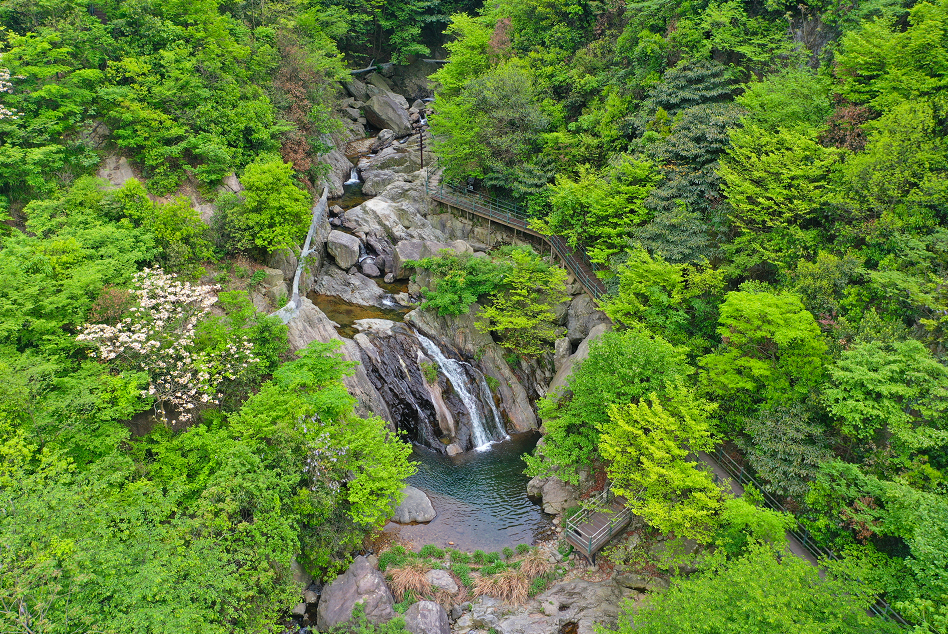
[824,339,948,455]
[429,13,494,97]
[543,155,659,264]
[602,542,898,634]
[476,247,568,355]
[408,251,511,316]
[527,329,690,482]
[239,159,312,253]
[699,290,828,411]
[719,123,838,271]
[600,390,721,541]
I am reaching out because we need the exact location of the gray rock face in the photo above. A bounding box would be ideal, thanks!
[97,155,137,188]
[343,78,369,102]
[327,230,362,270]
[548,323,612,397]
[614,572,669,593]
[363,169,405,196]
[390,486,436,524]
[424,569,458,594]
[320,145,356,198]
[284,298,392,424]
[343,195,444,245]
[538,579,635,634]
[566,294,611,345]
[364,94,412,137]
[316,556,395,631]
[404,600,450,634]
[361,259,382,277]
[526,475,580,514]
[553,337,572,373]
[311,264,389,308]
[393,240,426,279]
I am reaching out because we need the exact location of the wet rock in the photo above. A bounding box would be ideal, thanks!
[425,569,458,594]
[411,99,426,110]
[385,273,396,283]
[445,443,462,456]
[390,486,436,524]
[327,230,362,270]
[303,589,319,603]
[566,295,611,345]
[404,600,450,634]
[316,556,395,631]
[614,572,669,593]
[291,603,307,617]
[364,94,412,137]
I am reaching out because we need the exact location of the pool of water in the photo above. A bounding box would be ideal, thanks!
[337,182,372,211]
[308,293,409,339]
[385,433,554,552]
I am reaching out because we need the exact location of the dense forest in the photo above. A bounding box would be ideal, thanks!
[1,0,947,632]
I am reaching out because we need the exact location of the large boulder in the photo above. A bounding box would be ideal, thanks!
[343,78,369,101]
[364,94,412,137]
[537,579,637,634]
[404,600,450,634]
[316,556,395,631]
[424,569,458,594]
[363,169,405,197]
[343,196,445,245]
[526,475,580,515]
[319,144,355,197]
[393,240,426,279]
[566,294,611,345]
[310,264,389,308]
[327,230,362,270]
[390,486,436,524]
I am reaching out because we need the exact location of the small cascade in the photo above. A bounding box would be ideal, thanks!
[357,241,372,263]
[344,166,360,185]
[417,334,499,451]
[476,371,509,441]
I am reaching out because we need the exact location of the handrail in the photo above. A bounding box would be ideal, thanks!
[425,168,606,300]
[710,446,911,627]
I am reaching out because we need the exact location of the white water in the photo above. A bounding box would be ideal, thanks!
[344,167,360,185]
[417,334,498,451]
[476,371,509,441]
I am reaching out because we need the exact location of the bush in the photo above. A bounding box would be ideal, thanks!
[379,546,410,572]
[472,550,487,564]
[502,546,515,559]
[420,361,439,384]
[451,563,474,588]
[451,550,472,564]
[329,603,411,633]
[473,570,529,605]
[515,544,531,555]
[419,544,445,559]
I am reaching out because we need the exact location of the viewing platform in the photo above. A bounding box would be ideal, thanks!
[562,485,633,563]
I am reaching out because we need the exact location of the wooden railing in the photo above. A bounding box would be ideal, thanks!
[425,169,607,300]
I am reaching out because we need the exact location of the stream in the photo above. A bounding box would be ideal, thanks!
[384,432,554,552]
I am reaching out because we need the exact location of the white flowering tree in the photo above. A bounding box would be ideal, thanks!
[78,268,260,423]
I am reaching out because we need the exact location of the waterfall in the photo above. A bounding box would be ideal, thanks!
[476,371,509,441]
[344,167,360,185]
[417,334,498,451]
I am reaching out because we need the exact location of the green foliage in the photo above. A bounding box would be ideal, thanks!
[238,159,312,253]
[419,544,445,559]
[430,13,494,97]
[713,496,793,555]
[328,602,410,633]
[476,247,568,355]
[824,339,948,455]
[543,155,659,264]
[409,252,510,316]
[699,290,827,413]
[603,542,899,634]
[528,329,690,482]
[451,562,474,587]
[736,68,834,135]
[379,546,411,572]
[601,391,721,541]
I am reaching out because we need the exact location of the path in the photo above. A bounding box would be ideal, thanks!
[425,170,607,300]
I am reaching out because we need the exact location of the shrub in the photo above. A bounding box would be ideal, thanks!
[474,570,529,605]
[248,269,267,289]
[502,546,515,560]
[420,361,439,384]
[485,551,502,564]
[485,375,500,391]
[472,550,487,564]
[451,550,472,564]
[419,544,445,559]
[528,574,555,597]
[515,544,531,555]
[379,546,410,572]
[479,561,507,576]
[329,603,411,633]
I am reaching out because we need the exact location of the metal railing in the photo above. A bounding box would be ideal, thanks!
[563,485,634,557]
[710,446,911,627]
[425,168,606,299]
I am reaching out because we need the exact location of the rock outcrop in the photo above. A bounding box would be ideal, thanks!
[390,485,436,524]
[310,264,390,308]
[566,294,611,345]
[526,475,580,515]
[548,323,612,397]
[284,297,392,424]
[364,94,413,137]
[404,600,450,634]
[316,556,395,631]
[327,230,362,270]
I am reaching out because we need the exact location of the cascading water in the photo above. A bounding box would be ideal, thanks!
[417,334,501,451]
[344,166,360,185]
[476,372,509,441]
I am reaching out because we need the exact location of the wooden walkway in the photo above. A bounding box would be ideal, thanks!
[562,486,633,563]
[425,170,607,300]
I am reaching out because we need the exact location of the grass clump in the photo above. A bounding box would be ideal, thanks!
[419,544,445,559]
[484,551,502,564]
[378,545,410,572]
[502,546,515,560]
[450,550,472,564]
[388,560,431,602]
[516,544,531,555]
[474,570,529,605]
[451,563,474,588]
[472,550,488,564]
[518,549,553,577]
[479,561,508,576]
